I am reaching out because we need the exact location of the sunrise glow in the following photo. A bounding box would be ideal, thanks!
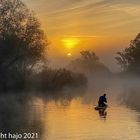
[67,52,72,57]
[62,38,80,49]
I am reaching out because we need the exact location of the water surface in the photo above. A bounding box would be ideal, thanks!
[33,98,140,140]
[0,95,140,140]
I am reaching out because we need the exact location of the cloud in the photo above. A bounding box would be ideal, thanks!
[62,35,99,38]
[22,0,140,37]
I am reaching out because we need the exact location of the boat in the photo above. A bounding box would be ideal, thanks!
[94,106,107,110]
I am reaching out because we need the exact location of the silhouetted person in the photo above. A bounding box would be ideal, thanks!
[98,94,107,107]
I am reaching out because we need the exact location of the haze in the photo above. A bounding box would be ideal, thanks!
[22,0,140,71]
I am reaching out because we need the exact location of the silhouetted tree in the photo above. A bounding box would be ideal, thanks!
[115,33,140,73]
[80,51,99,62]
[68,51,110,76]
[31,68,87,91]
[0,0,48,91]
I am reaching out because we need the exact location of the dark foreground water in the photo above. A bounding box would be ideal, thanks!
[0,93,140,140]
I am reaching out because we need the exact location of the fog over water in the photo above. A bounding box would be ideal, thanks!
[0,75,140,140]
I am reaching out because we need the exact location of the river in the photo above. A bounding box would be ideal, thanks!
[0,91,139,140]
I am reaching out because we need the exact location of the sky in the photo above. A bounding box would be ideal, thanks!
[22,0,140,72]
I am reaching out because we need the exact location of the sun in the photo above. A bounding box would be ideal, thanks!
[67,53,72,57]
[62,37,80,49]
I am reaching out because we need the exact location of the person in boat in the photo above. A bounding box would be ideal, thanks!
[98,94,107,107]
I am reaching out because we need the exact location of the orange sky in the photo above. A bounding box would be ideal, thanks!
[22,0,140,71]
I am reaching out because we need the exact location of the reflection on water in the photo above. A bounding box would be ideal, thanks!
[98,109,107,119]
[45,100,140,140]
[0,95,44,140]
[0,94,140,140]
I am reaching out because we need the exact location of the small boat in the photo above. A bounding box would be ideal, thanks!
[94,106,107,110]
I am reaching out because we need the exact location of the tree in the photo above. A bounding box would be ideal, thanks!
[115,33,140,73]
[68,51,110,76]
[80,51,99,62]
[0,0,48,91]
[32,68,87,91]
